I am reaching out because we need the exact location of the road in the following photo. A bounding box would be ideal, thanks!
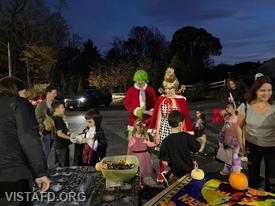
[66,100,225,146]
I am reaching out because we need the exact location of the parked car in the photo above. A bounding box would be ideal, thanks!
[64,89,112,110]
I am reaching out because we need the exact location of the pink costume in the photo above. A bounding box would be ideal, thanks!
[220,112,238,146]
[219,111,240,174]
[127,136,156,177]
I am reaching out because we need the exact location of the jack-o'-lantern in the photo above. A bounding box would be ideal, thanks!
[191,161,205,180]
[229,171,248,190]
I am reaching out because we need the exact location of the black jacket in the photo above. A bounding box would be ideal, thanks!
[0,96,47,182]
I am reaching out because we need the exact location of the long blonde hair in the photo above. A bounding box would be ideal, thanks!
[129,118,149,140]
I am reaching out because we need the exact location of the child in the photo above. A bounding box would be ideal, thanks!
[52,101,75,167]
[193,110,208,155]
[218,102,241,175]
[127,118,156,187]
[89,109,107,161]
[160,110,200,185]
[73,109,104,166]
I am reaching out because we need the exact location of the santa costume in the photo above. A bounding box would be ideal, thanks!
[124,70,157,130]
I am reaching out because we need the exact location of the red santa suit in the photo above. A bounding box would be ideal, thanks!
[148,95,193,135]
[124,83,157,130]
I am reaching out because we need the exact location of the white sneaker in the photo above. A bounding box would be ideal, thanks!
[161,170,171,187]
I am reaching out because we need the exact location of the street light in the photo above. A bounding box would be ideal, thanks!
[0,41,12,77]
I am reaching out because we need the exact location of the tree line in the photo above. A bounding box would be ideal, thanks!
[0,0,260,96]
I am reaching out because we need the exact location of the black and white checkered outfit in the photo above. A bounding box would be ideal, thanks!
[159,101,178,146]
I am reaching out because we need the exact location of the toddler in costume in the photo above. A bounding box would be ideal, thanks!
[128,118,156,187]
[72,110,99,166]
[218,102,241,175]
[193,109,209,155]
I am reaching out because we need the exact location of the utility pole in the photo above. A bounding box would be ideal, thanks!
[8,42,12,77]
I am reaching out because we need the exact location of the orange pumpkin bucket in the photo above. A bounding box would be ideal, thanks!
[229,171,248,190]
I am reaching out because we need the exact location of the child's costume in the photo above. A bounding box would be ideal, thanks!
[219,112,241,174]
[73,127,99,166]
[193,118,210,154]
[127,135,156,179]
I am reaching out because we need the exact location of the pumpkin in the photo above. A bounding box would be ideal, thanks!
[95,162,102,171]
[229,171,248,190]
[191,161,205,180]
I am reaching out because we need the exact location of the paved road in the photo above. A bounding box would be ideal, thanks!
[67,100,225,146]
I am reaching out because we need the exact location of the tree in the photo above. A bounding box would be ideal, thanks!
[106,26,169,89]
[50,38,102,96]
[170,26,222,83]
[89,63,133,93]
[20,44,57,86]
[79,39,101,74]
[0,0,69,79]
[51,40,82,95]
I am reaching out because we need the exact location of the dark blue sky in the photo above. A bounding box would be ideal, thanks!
[48,0,275,65]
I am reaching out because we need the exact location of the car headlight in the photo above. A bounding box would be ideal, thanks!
[79,97,86,103]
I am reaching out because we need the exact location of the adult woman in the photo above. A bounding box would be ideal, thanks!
[227,78,246,107]
[236,75,275,192]
[149,68,193,182]
[0,76,27,97]
[35,85,57,159]
[0,77,50,205]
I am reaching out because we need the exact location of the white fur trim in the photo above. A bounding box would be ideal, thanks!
[133,83,147,109]
[134,107,141,116]
[175,95,186,99]
[139,88,146,109]
[187,131,194,135]
[143,110,152,116]
[134,83,148,90]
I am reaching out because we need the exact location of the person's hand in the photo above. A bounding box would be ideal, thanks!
[35,176,51,192]
[69,133,75,139]
[154,134,160,145]
[81,138,89,144]
[239,145,246,156]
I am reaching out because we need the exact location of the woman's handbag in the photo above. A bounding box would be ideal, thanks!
[216,143,233,165]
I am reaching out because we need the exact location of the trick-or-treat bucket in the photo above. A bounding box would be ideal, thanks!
[100,155,139,183]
